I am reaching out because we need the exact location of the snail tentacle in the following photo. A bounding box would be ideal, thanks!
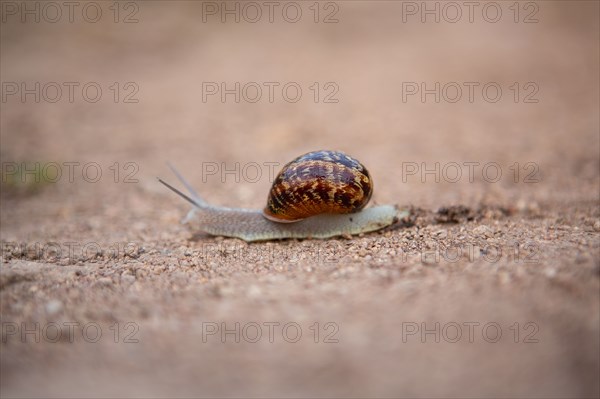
[166,162,208,207]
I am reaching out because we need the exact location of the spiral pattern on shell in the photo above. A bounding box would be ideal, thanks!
[263,150,374,222]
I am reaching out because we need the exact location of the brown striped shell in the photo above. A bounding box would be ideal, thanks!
[263,150,374,223]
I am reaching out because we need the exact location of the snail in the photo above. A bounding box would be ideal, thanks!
[158,150,407,242]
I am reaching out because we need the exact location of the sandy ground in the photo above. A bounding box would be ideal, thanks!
[1,1,599,397]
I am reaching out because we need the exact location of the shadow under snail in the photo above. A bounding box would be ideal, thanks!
[158,150,408,242]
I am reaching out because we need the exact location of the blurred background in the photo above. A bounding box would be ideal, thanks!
[1,1,598,210]
[1,1,598,397]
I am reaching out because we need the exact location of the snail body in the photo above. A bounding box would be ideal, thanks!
[159,150,405,242]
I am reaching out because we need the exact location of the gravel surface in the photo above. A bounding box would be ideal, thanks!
[1,2,599,398]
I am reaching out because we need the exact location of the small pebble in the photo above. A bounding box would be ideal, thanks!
[422,255,438,266]
[544,268,557,278]
[247,285,262,299]
[45,299,63,316]
[498,272,511,285]
[121,274,136,284]
[473,225,493,238]
[97,277,112,286]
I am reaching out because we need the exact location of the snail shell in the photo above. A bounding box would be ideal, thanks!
[263,150,373,222]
